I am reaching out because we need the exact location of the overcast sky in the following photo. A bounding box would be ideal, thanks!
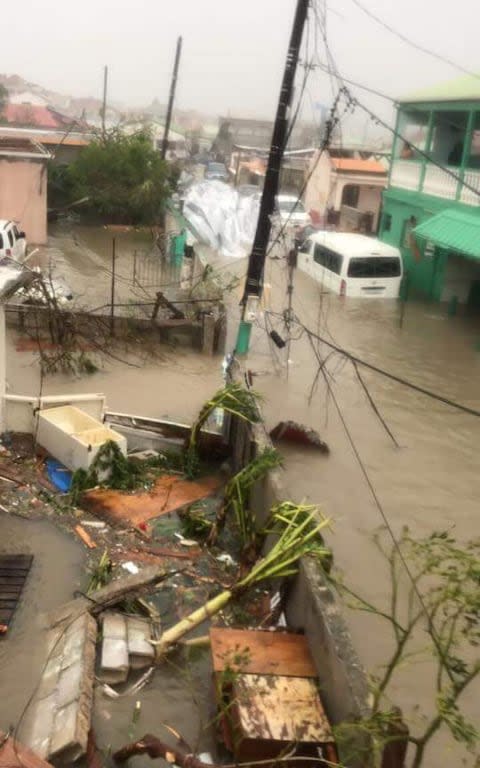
[3,0,479,132]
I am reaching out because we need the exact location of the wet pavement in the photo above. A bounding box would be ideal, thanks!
[4,224,480,765]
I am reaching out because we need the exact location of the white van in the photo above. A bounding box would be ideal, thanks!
[298,232,403,298]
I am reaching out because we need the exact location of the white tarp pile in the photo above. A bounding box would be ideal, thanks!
[183,181,260,259]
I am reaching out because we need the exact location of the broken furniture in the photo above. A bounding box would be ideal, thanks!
[99,612,155,684]
[21,567,167,764]
[0,554,33,635]
[36,405,126,473]
[210,628,338,764]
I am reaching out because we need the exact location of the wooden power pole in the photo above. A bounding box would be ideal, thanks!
[101,65,108,141]
[161,36,183,160]
[236,0,309,354]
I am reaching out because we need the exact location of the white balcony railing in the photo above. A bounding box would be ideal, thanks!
[390,160,422,191]
[460,170,480,206]
[422,164,457,200]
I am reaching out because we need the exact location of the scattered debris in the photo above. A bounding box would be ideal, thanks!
[0,554,33,635]
[74,524,97,549]
[269,420,330,453]
[121,561,139,575]
[83,474,222,527]
[45,458,72,493]
[100,667,154,699]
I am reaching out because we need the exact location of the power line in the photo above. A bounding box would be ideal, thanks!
[305,334,457,686]
[349,0,480,81]
[266,312,480,419]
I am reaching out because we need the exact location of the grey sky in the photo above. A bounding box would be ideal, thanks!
[3,0,480,130]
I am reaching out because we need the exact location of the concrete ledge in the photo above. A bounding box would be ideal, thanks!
[231,418,371,738]
[22,613,97,764]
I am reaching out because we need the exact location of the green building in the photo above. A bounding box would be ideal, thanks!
[379,75,480,308]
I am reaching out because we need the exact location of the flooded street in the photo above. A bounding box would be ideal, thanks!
[4,226,480,764]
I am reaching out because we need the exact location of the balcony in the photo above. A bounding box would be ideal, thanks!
[389,158,480,206]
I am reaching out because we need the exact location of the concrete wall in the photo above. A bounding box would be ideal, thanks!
[0,157,48,244]
[228,415,371,760]
[304,151,332,214]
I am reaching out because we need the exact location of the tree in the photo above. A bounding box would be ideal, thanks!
[331,528,480,767]
[0,84,9,118]
[66,129,173,225]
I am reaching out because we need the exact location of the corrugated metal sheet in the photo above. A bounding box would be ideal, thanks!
[413,209,480,259]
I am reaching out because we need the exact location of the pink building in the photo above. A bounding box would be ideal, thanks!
[304,146,389,234]
[0,137,50,245]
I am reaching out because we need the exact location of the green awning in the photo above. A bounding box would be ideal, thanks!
[413,209,480,260]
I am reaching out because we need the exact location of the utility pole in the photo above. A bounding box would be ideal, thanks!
[236,0,309,354]
[110,237,116,337]
[161,36,183,160]
[101,65,108,141]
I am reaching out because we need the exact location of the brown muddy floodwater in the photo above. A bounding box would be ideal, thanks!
[5,226,480,764]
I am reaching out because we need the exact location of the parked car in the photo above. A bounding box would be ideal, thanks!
[275,195,311,227]
[204,162,229,182]
[298,232,403,298]
[0,220,26,260]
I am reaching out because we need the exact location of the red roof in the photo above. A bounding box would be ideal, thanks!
[2,104,84,130]
[331,158,386,174]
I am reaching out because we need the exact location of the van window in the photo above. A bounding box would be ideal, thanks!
[313,244,343,274]
[7,230,14,247]
[347,257,401,278]
[0,234,3,249]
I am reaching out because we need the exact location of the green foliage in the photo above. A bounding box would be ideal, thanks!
[58,129,173,224]
[222,448,283,550]
[69,440,180,504]
[186,383,261,478]
[331,528,480,767]
[0,84,9,116]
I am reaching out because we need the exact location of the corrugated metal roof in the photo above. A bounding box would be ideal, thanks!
[413,208,480,259]
[401,74,480,104]
[330,158,386,174]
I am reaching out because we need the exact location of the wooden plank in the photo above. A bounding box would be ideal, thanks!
[210,628,318,677]
[233,673,334,744]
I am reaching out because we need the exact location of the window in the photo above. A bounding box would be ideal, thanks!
[382,213,392,232]
[7,230,14,247]
[0,235,3,249]
[313,244,343,274]
[13,225,20,239]
[347,257,401,278]
[341,184,360,208]
[430,110,469,167]
[397,108,430,159]
[466,113,480,169]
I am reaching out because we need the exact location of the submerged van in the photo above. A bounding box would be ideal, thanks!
[298,232,403,298]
